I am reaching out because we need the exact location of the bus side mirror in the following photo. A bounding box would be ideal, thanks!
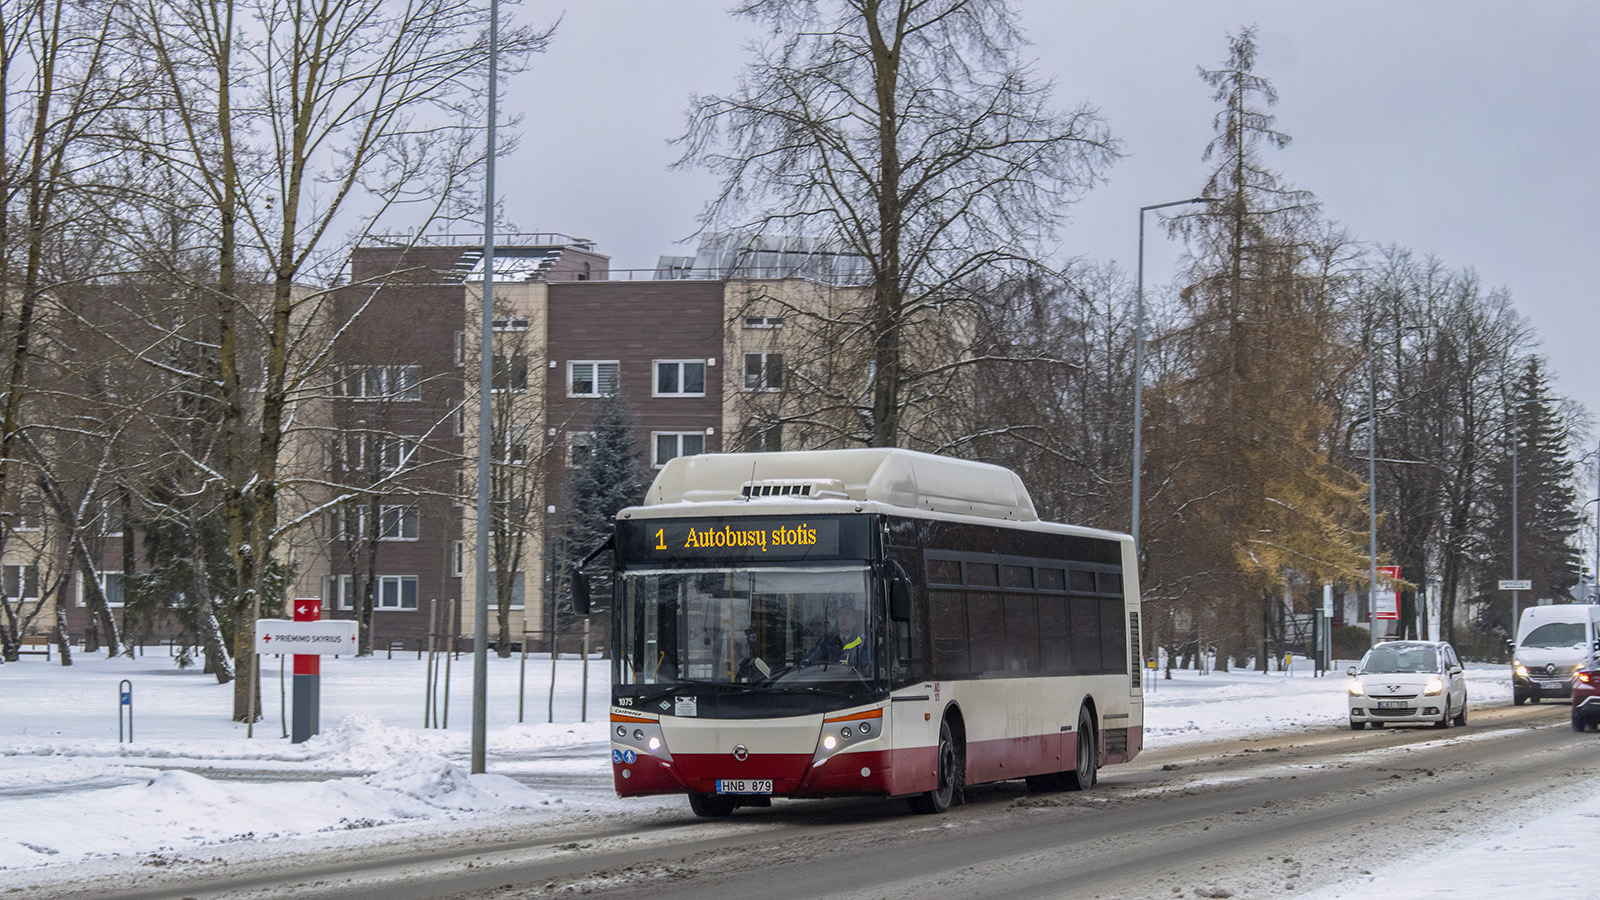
[888,563,912,622]
[570,570,592,616]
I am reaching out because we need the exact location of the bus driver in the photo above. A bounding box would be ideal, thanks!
[802,603,870,671]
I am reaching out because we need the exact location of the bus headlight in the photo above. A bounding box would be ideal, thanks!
[813,707,884,765]
[611,712,672,762]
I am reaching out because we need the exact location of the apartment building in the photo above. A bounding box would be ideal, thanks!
[4,233,870,658]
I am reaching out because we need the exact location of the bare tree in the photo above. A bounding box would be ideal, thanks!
[679,0,1117,447]
[1,0,147,661]
[1343,247,1534,645]
[131,0,550,719]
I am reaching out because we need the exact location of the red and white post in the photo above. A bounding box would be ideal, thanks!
[291,598,322,743]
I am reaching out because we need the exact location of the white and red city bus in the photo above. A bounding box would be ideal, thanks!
[581,448,1143,817]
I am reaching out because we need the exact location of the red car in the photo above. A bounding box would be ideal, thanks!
[1573,667,1600,732]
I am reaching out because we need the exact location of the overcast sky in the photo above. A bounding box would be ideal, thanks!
[503,2,1600,444]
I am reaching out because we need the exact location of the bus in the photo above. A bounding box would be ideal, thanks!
[575,448,1144,817]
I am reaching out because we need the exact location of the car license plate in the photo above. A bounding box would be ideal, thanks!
[1376,700,1408,709]
[716,779,772,795]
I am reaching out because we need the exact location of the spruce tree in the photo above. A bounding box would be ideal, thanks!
[563,390,649,615]
[1481,359,1582,635]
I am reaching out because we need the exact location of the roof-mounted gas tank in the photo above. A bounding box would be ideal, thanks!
[640,448,1039,522]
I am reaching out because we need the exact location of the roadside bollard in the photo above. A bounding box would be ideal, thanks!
[118,679,133,742]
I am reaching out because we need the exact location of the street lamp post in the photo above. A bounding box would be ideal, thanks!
[470,0,501,776]
[1511,402,1519,646]
[1132,197,1219,548]
[1369,337,1378,648]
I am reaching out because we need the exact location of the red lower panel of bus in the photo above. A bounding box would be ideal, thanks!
[614,750,900,797]
[964,732,1066,785]
[613,726,1143,798]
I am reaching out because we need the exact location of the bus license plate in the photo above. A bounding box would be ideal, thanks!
[1376,701,1407,709]
[716,779,772,795]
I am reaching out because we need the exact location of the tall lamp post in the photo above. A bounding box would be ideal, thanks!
[471,0,501,776]
[1368,331,1379,648]
[1132,197,1219,547]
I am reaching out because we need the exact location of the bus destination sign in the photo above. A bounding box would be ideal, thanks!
[617,516,861,564]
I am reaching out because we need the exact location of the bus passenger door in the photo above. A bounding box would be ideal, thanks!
[890,687,940,795]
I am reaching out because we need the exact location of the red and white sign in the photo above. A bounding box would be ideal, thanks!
[1375,565,1402,620]
[254,618,357,655]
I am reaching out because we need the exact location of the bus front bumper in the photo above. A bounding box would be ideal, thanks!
[614,748,898,798]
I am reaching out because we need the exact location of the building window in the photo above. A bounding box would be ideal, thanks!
[493,317,530,331]
[326,503,417,541]
[379,436,420,473]
[493,351,529,392]
[743,353,783,391]
[325,574,355,610]
[378,505,419,541]
[654,360,706,397]
[377,575,418,610]
[567,431,594,469]
[339,365,421,401]
[5,564,39,602]
[452,541,465,578]
[494,425,530,465]
[568,361,619,397]
[75,570,124,607]
[653,431,705,468]
[741,420,783,453]
[743,315,784,329]
[327,435,418,476]
[11,492,44,531]
[488,570,527,610]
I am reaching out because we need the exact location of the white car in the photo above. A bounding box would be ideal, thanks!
[1347,640,1468,730]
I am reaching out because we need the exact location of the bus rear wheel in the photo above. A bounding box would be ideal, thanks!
[908,719,960,814]
[687,792,738,818]
[1065,707,1097,791]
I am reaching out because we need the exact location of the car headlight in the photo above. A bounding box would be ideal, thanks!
[1347,679,1365,696]
[1424,677,1444,696]
[1515,663,1528,677]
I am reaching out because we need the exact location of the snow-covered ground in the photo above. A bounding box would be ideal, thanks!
[1,650,1594,897]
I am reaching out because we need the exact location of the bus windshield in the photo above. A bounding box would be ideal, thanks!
[615,565,877,693]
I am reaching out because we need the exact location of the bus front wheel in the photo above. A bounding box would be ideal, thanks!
[1065,707,1097,791]
[908,719,961,814]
